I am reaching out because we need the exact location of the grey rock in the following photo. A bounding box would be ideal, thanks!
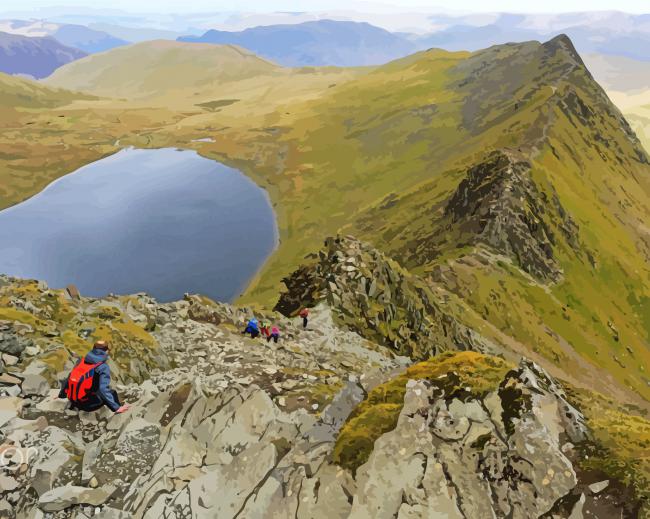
[0,396,24,427]
[0,373,22,385]
[38,484,115,512]
[0,474,18,492]
[2,384,21,397]
[21,374,50,397]
[0,323,32,356]
[568,492,586,519]
[30,427,85,496]
[588,480,609,494]
[1,354,18,366]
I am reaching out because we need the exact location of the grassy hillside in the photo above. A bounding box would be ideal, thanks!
[0,71,92,108]
[342,38,650,403]
[1,36,649,408]
[0,43,364,209]
[44,40,280,100]
[44,40,366,108]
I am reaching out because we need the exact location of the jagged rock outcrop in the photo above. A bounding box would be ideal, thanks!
[347,359,590,519]
[275,236,499,359]
[0,277,640,518]
[0,277,409,518]
[423,150,580,282]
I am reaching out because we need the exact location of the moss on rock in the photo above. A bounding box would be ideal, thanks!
[333,351,513,472]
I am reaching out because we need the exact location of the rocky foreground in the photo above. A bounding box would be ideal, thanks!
[0,238,645,518]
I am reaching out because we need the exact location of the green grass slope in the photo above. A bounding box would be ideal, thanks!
[0,71,92,109]
[337,37,650,402]
[44,40,281,101]
[227,36,650,404]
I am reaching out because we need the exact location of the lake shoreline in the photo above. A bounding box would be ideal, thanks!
[0,148,279,303]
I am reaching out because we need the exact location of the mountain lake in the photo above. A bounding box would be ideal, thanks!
[0,148,278,302]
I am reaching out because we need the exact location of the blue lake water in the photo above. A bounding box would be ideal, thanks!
[0,148,278,302]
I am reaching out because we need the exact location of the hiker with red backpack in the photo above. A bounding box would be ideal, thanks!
[59,340,130,414]
[260,320,271,340]
[299,308,309,329]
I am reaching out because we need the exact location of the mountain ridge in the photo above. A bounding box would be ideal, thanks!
[0,31,86,79]
[0,36,649,518]
[178,19,417,67]
[0,19,128,53]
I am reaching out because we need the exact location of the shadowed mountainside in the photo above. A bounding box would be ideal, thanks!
[0,31,86,79]
[178,19,417,67]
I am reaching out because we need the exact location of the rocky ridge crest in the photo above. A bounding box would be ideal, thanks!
[0,272,641,518]
[275,236,499,359]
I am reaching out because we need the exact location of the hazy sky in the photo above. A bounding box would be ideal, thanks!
[2,0,649,14]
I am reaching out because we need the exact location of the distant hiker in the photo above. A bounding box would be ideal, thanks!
[260,320,271,339]
[59,341,130,414]
[267,325,280,344]
[299,308,309,329]
[242,317,260,339]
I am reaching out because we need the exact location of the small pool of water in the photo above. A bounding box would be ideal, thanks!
[0,148,278,302]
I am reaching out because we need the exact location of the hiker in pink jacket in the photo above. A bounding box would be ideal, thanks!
[267,325,280,344]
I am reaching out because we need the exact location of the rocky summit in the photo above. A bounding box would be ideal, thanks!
[0,249,646,518]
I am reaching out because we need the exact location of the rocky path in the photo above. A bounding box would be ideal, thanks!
[0,277,634,518]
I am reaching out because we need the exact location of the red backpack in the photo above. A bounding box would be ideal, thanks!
[65,359,103,402]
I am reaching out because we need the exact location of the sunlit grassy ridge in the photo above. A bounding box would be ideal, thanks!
[340,38,650,403]
[45,40,280,101]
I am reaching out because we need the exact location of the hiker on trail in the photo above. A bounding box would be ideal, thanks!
[267,325,280,344]
[299,308,309,329]
[260,320,271,339]
[242,317,260,338]
[59,341,130,414]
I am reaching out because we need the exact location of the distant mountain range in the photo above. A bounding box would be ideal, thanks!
[0,19,128,53]
[176,14,650,68]
[2,13,650,78]
[415,13,650,61]
[178,20,417,67]
[0,31,86,79]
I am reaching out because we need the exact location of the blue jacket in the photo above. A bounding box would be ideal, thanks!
[246,319,259,331]
[84,348,120,412]
[60,348,120,412]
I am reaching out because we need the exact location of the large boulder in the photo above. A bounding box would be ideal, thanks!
[347,359,590,518]
[38,484,115,512]
[21,373,50,397]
